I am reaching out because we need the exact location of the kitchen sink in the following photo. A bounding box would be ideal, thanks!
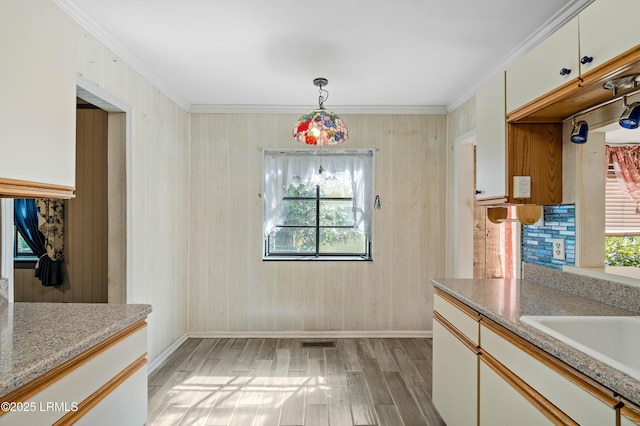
[519,315,640,380]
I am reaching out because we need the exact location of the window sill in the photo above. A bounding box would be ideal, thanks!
[263,255,372,262]
[14,258,38,269]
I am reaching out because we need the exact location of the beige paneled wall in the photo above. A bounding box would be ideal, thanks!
[76,29,190,360]
[188,113,447,333]
[448,97,477,141]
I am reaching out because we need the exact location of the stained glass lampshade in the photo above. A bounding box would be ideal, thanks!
[293,78,348,146]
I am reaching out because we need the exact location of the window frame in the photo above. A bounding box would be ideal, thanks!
[262,149,374,261]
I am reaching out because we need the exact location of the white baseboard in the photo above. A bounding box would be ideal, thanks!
[147,332,189,375]
[147,330,433,376]
[188,330,433,339]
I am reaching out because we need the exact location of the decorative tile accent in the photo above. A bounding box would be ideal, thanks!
[522,204,575,270]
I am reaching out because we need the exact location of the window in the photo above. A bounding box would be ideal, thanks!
[14,198,39,264]
[605,162,640,267]
[263,150,373,260]
[15,226,36,258]
[605,163,640,236]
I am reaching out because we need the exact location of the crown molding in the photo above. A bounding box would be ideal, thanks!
[446,0,596,113]
[55,0,593,117]
[53,0,191,112]
[55,0,445,116]
[190,104,448,115]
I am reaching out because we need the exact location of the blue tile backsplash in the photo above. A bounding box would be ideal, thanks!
[522,204,575,270]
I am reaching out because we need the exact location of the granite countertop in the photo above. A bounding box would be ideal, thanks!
[431,278,640,406]
[0,300,152,398]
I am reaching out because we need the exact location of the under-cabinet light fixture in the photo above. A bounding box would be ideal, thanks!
[570,118,589,144]
[619,95,640,129]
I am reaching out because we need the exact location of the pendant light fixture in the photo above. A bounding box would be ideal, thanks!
[293,78,348,145]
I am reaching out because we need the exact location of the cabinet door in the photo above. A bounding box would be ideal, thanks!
[481,323,616,425]
[0,0,76,189]
[432,320,478,426]
[579,0,640,75]
[476,72,507,201]
[479,361,555,426]
[506,17,579,113]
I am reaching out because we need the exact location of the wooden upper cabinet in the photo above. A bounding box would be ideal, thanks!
[579,0,640,76]
[476,72,507,202]
[0,0,76,199]
[506,18,579,114]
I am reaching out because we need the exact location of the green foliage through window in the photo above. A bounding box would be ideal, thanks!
[268,179,368,256]
[605,236,640,267]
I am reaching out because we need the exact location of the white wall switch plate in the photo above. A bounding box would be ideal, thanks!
[552,238,565,261]
[513,176,531,198]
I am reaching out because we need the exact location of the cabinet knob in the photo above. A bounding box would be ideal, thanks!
[475,190,483,195]
[580,56,593,64]
[559,68,571,76]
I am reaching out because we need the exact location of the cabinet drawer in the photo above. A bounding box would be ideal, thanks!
[434,292,479,344]
[480,322,616,425]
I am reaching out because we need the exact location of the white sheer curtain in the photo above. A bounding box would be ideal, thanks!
[263,149,374,240]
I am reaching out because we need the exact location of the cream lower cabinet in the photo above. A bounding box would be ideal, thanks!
[0,320,148,426]
[480,320,617,425]
[432,291,480,426]
[432,289,627,425]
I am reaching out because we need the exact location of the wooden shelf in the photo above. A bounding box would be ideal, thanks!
[507,123,563,205]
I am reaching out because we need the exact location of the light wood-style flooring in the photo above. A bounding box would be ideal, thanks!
[147,338,445,426]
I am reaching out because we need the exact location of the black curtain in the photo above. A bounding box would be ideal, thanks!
[14,199,63,286]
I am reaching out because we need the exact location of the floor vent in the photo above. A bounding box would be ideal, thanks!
[301,341,336,348]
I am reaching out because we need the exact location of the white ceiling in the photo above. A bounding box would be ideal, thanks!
[59,0,592,112]
[606,127,640,144]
